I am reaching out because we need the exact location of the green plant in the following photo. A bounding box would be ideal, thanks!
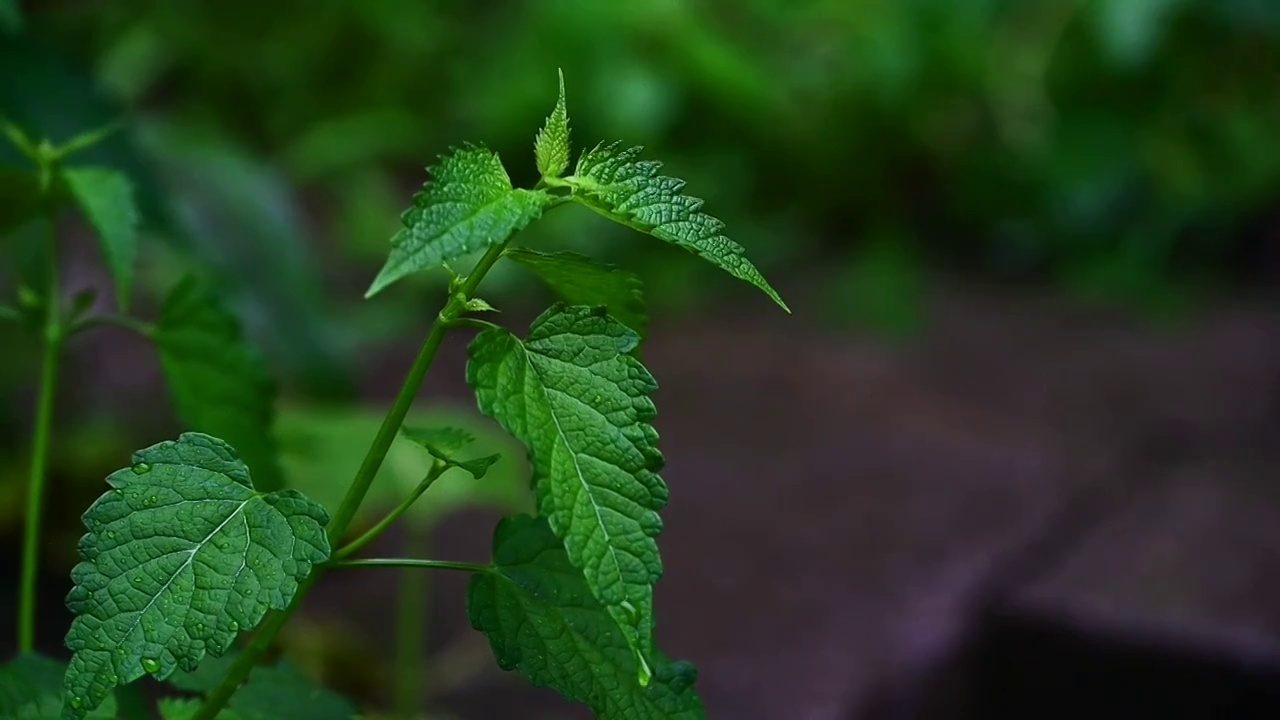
[2,71,788,719]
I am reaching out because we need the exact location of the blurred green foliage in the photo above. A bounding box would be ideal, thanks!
[4,0,1275,337]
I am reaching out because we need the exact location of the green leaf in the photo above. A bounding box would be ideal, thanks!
[156,276,285,492]
[165,651,240,693]
[61,433,331,719]
[466,304,667,675]
[61,167,140,312]
[222,662,356,720]
[534,69,570,179]
[469,515,704,719]
[567,141,788,312]
[1,655,116,720]
[158,697,243,720]
[504,247,648,338]
[365,145,551,298]
[399,426,500,480]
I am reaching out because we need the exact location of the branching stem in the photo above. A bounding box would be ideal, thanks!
[332,558,492,575]
[333,461,447,561]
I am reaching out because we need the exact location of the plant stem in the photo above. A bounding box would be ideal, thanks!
[333,462,446,561]
[67,312,155,339]
[18,220,63,653]
[394,527,429,719]
[331,558,491,574]
[191,240,511,720]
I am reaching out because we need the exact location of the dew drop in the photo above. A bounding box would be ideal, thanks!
[620,600,639,624]
[108,674,119,684]
[145,495,157,505]
[132,575,144,584]
[69,696,83,709]
[131,463,151,475]
[106,531,116,539]
[141,657,160,673]
[229,621,239,631]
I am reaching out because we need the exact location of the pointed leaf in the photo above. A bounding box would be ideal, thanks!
[61,167,140,311]
[156,276,284,491]
[0,655,116,720]
[61,433,331,719]
[568,141,788,312]
[400,426,500,480]
[534,69,570,179]
[365,145,551,298]
[466,304,667,669]
[469,515,704,719]
[504,247,648,338]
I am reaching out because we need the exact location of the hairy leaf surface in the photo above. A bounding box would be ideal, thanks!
[466,305,667,668]
[0,655,115,720]
[62,433,330,719]
[469,515,704,719]
[504,247,647,338]
[534,69,570,179]
[157,277,284,492]
[568,142,788,311]
[366,145,551,297]
[61,167,139,311]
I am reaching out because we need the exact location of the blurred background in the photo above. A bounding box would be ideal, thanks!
[1,0,1279,718]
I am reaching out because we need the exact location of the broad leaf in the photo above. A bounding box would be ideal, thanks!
[62,433,331,719]
[365,145,551,298]
[568,141,789,312]
[222,662,356,720]
[399,426,500,480]
[158,697,242,720]
[534,69,570,179]
[504,247,648,338]
[156,276,284,491]
[469,515,704,719]
[0,655,116,720]
[61,167,139,311]
[466,304,667,671]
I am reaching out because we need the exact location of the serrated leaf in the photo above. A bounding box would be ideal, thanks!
[223,662,356,720]
[0,655,116,720]
[466,304,667,671]
[61,167,140,312]
[156,276,284,492]
[469,515,704,719]
[365,146,551,298]
[568,141,789,312]
[534,69,570,179]
[400,426,500,479]
[504,247,648,338]
[158,697,243,720]
[61,433,331,719]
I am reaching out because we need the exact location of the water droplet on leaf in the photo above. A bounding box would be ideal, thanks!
[132,463,151,475]
[141,657,160,673]
[69,696,83,709]
[229,621,239,631]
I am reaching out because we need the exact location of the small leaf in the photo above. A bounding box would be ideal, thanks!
[61,433,331,719]
[504,247,648,338]
[534,69,570,179]
[463,297,499,313]
[223,662,356,720]
[365,145,552,298]
[61,167,140,312]
[469,515,705,719]
[156,276,284,492]
[400,426,500,480]
[568,141,789,312]
[158,697,243,720]
[466,305,668,670]
[0,654,117,720]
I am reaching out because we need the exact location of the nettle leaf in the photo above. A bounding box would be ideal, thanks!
[504,247,648,339]
[365,145,551,298]
[469,515,704,719]
[61,433,331,719]
[0,654,116,720]
[61,167,140,311]
[568,141,789,312]
[400,426,500,480]
[534,69,570,179]
[157,276,285,492]
[220,662,356,720]
[466,304,667,675]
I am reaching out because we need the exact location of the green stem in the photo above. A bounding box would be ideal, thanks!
[191,240,511,720]
[66,313,155,339]
[331,558,491,574]
[445,316,502,332]
[18,220,62,653]
[333,461,446,561]
[394,527,429,718]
